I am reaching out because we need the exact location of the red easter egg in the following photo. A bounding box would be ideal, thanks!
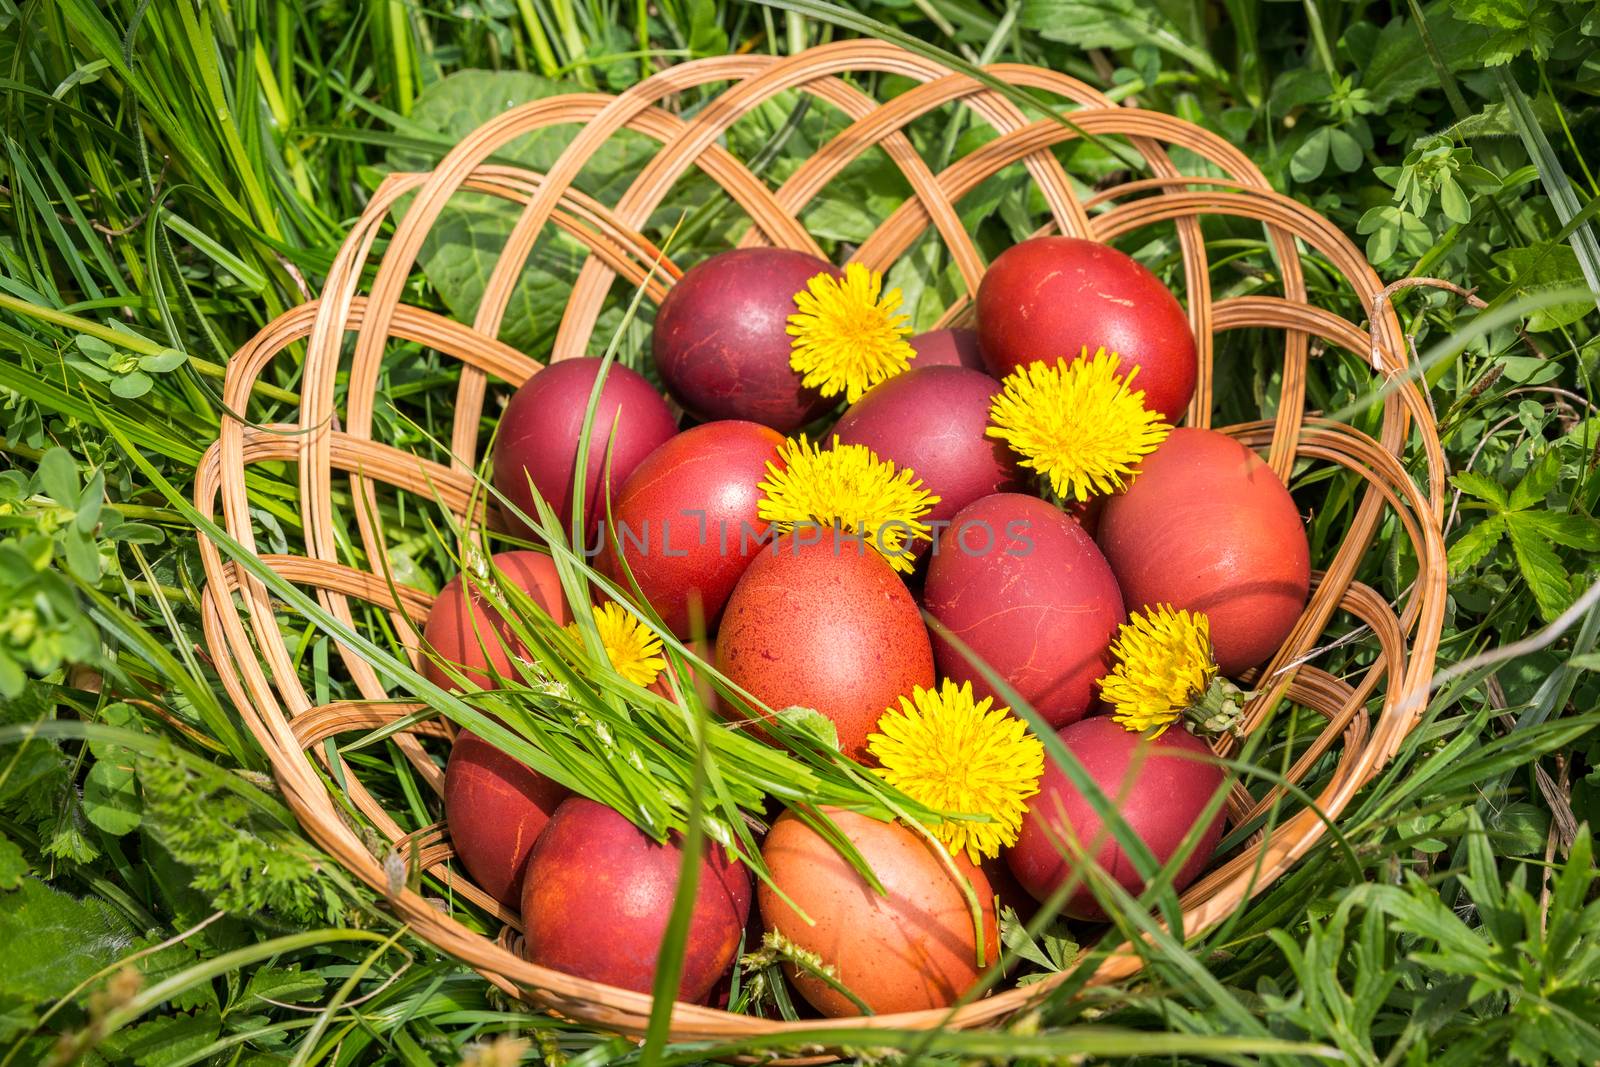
[976,236,1196,421]
[923,494,1123,728]
[831,366,1022,539]
[444,731,569,908]
[909,327,986,370]
[421,550,570,691]
[759,806,999,1017]
[715,533,934,762]
[652,249,841,431]
[1097,427,1310,676]
[493,358,678,537]
[600,421,785,638]
[520,797,752,1003]
[1007,717,1226,920]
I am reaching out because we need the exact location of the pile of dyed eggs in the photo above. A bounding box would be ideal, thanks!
[420,236,1312,1014]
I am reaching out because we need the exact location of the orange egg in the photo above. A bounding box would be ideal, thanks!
[715,533,934,762]
[759,807,999,1017]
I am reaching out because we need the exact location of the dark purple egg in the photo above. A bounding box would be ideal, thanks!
[832,366,1021,543]
[909,327,986,371]
[493,358,678,537]
[652,248,840,432]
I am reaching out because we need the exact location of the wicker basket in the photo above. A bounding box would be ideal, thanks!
[195,40,1448,1054]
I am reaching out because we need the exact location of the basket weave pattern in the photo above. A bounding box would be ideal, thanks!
[195,41,1448,1046]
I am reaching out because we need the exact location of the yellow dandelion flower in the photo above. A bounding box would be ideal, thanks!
[787,263,916,403]
[868,679,1045,863]
[756,434,938,573]
[986,347,1172,502]
[568,602,667,688]
[1100,605,1243,737]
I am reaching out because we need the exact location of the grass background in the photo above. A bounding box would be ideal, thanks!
[2,0,1600,1063]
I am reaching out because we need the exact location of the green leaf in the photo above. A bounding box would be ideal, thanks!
[1508,445,1564,509]
[1452,0,1564,63]
[1269,69,1334,113]
[1000,905,1079,979]
[73,334,115,361]
[0,834,25,891]
[1515,510,1600,551]
[0,878,137,1000]
[136,348,187,373]
[35,447,79,506]
[0,471,28,503]
[101,1007,222,1067]
[108,370,153,399]
[1449,514,1506,574]
[1494,244,1593,331]
[774,705,839,751]
[0,997,36,1045]
[1364,222,1399,264]
[1497,354,1562,385]
[1489,801,1550,856]
[242,963,325,1006]
[1290,127,1331,183]
[1018,0,1221,77]
[108,521,165,545]
[133,942,213,1013]
[74,471,104,534]
[1361,3,1486,107]
[1327,128,1364,172]
[684,0,729,55]
[1439,174,1472,224]
[62,526,101,582]
[1450,470,1508,507]
[84,759,141,836]
[1506,517,1572,621]
[62,352,115,383]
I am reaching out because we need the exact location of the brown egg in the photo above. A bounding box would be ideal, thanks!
[444,731,569,908]
[923,494,1123,728]
[421,550,570,691]
[759,807,999,1017]
[521,797,752,1003]
[715,533,934,762]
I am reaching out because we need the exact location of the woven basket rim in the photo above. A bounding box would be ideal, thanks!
[193,39,1449,1055]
